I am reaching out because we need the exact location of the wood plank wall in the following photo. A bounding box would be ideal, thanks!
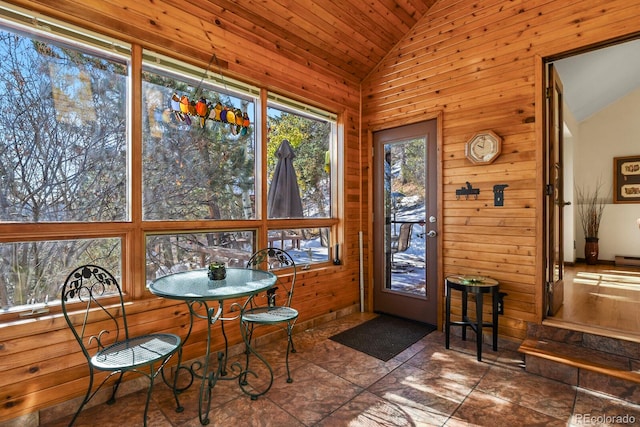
[3,0,640,422]
[0,0,365,422]
[362,0,640,341]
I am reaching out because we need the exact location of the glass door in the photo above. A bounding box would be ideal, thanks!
[373,120,438,324]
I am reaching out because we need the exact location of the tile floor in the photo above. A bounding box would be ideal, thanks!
[44,312,640,426]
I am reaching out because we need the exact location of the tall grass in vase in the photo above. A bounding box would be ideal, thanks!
[576,180,608,264]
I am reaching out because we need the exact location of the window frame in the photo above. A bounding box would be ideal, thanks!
[0,6,342,323]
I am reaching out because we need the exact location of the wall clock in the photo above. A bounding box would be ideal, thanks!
[465,130,502,164]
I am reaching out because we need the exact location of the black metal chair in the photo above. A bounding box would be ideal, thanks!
[391,222,413,271]
[391,222,413,254]
[241,248,298,386]
[60,265,182,426]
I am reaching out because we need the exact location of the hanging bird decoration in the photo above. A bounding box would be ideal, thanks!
[179,95,191,125]
[234,108,243,134]
[241,112,250,135]
[226,108,236,134]
[170,93,183,121]
[165,52,252,132]
[195,97,208,127]
[167,92,251,133]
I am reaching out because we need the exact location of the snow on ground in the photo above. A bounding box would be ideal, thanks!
[391,197,426,293]
[286,194,427,293]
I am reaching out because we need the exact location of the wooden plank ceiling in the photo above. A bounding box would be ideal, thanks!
[173,0,438,83]
[6,0,437,107]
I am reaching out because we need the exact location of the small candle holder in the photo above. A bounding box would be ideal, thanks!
[208,262,226,280]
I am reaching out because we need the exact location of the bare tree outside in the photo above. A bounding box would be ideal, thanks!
[0,29,127,309]
[0,26,337,311]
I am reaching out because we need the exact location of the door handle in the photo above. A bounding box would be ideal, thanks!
[427,230,437,238]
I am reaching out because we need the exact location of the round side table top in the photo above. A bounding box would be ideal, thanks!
[446,275,499,288]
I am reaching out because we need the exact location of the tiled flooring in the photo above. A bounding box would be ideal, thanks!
[45,312,640,426]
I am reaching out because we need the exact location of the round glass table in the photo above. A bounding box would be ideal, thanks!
[149,267,276,425]
[149,267,276,301]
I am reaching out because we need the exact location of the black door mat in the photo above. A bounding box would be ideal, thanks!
[329,314,436,361]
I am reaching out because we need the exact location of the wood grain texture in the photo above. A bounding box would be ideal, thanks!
[1,0,640,422]
[362,0,640,344]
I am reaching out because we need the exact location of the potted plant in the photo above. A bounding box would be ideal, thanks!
[208,262,226,280]
[576,180,608,265]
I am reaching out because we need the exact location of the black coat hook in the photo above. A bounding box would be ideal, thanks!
[456,182,480,200]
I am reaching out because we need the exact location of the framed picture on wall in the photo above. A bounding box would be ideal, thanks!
[613,155,640,203]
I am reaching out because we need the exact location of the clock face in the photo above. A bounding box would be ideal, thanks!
[465,131,502,164]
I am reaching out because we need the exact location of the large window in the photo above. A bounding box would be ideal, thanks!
[0,10,339,317]
[0,28,128,223]
[0,238,121,309]
[266,103,335,263]
[266,105,332,219]
[142,64,257,221]
[146,231,254,283]
[0,19,129,313]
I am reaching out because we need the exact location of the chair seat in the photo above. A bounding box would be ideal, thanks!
[91,333,181,371]
[242,306,299,325]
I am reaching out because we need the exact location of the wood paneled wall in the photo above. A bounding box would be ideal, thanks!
[362,0,640,341]
[3,0,640,422]
[0,0,365,422]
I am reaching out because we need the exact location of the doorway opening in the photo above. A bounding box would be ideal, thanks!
[543,36,640,338]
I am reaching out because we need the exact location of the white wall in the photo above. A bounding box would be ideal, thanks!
[573,87,640,261]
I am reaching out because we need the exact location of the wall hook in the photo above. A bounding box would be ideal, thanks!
[455,182,480,200]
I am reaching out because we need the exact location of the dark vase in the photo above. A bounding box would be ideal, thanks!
[585,237,599,265]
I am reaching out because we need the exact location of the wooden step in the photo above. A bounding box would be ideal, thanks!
[520,322,640,404]
[519,338,640,384]
[542,317,640,344]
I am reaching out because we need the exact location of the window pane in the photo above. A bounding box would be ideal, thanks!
[268,228,330,266]
[146,230,255,281]
[266,107,332,218]
[0,27,128,222]
[0,238,121,310]
[142,67,256,221]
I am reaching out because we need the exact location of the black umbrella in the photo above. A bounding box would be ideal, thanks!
[267,139,303,218]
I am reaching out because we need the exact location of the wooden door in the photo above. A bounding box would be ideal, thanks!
[545,64,565,316]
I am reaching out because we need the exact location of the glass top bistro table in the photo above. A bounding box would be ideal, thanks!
[148,267,277,425]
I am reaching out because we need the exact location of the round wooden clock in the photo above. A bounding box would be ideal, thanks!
[465,130,502,164]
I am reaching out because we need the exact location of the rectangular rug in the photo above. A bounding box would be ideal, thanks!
[329,314,436,361]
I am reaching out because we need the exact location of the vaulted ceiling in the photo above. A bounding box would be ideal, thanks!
[554,38,640,123]
[6,0,438,86]
[174,0,439,83]
[10,0,635,119]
